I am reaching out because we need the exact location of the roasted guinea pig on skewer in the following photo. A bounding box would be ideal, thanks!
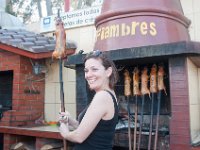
[124,69,132,96]
[150,64,158,93]
[133,67,140,150]
[52,18,67,59]
[141,67,150,97]
[157,65,167,95]
[133,67,141,96]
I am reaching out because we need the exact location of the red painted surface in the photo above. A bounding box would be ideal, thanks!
[94,0,191,51]
[0,126,63,149]
[0,126,62,139]
[0,44,53,59]
[192,147,200,150]
[64,0,70,12]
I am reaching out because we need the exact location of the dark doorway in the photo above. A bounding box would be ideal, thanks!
[0,133,3,150]
[0,70,13,110]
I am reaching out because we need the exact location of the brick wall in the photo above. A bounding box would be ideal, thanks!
[0,50,45,126]
[169,56,191,150]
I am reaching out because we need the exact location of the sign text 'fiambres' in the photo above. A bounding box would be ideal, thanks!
[96,21,157,40]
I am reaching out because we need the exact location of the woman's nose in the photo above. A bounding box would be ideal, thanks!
[85,71,92,78]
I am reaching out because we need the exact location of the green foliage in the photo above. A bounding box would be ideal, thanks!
[5,0,48,23]
[5,4,16,16]
[5,0,15,16]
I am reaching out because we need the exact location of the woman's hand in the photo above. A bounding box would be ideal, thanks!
[58,111,70,124]
[59,111,79,130]
[59,121,70,139]
[58,111,79,129]
[58,112,70,139]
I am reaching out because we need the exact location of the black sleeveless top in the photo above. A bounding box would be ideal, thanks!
[74,91,119,150]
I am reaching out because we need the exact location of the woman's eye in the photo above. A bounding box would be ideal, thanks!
[92,68,98,71]
[84,69,88,73]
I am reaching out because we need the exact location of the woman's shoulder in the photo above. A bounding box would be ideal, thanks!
[88,91,112,111]
[95,90,115,97]
[93,90,116,103]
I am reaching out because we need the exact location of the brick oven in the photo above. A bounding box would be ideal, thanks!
[64,0,200,150]
[0,29,55,127]
[0,51,46,127]
[0,29,59,149]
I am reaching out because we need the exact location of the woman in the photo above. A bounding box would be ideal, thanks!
[58,50,119,150]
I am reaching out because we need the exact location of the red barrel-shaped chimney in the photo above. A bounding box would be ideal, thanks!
[94,0,191,51]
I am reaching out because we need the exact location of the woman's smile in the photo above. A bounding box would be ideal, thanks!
[87,78,96,84]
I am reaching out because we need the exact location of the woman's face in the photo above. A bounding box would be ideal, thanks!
[84,58,111,92]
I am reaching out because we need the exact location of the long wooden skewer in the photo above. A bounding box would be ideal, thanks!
[133,67,141,150]
[133,95,138,150]
[153,65,167,150]
[59,59,67,150]
[54,9,67,150]
[148,64,157,150]
[124,69,132,150]
[138,67,150,150]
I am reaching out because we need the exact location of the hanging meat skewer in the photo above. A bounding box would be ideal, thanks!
[138,67,150,150]
[124,69,132,150]
[141,67,150,97]
[52,17,67,60]
[133,67,141,150]
[124,69,132,96]
[153,64,167,150]
[133,67,141,96]
[148,64,158,150]
[150,64,158,93]
[52,10,67,150]
[157,65,167,95]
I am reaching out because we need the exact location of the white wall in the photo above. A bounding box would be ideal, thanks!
[0,0,6,12]
[187,58,200,143]
[182,0,200,143]
[181,0,200,41]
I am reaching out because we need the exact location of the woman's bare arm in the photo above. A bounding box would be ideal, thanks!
[59,91,113,143]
